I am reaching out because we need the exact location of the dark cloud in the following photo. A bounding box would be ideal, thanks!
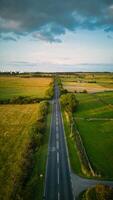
[0,0,113,42]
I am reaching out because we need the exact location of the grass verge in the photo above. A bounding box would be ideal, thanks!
[17,104,51,200]
[62,111,83,176]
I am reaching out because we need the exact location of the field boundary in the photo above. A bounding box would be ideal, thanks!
[73,118,96,177]
[64,111,96,177]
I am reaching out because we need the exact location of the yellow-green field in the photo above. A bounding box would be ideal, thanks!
[63,82,113,93]
[62,73,113,93]
[0,104,39,199]
[0,76,52,100]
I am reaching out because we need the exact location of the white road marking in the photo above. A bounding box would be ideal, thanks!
[57,167,59,185]
[57,152,59,164]
[56,119,58,126]
[56,133,59,140]
[58,192,60,200]
[56,126,58,132]
[56,140,59,150]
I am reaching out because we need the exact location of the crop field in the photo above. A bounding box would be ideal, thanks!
[75,93,113,118]
[0,104,39,199]
[62,73,113,93]
[95,91,113,105]
[74,93,113,179]
[0,76,52,100]
[63,82,113,93]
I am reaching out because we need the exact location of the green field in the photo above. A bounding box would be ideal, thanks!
[75,93,113,118]
[74,93,113,179]
[0,103,50,200]
[60,73,113,179]
[0,76,52,100]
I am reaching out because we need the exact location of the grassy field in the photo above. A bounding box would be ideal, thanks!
[75,93,113,118]
[61,73,113,179]
[95,91,113,105]
[0,76,52,100]
[63,82,113,93]
[0,103,50,200]
[74,93,113,179]
[62,72,113,93]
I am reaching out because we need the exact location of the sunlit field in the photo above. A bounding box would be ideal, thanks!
[61,74,113,179]
[0,104,39,199]
[62,73,113,93]
[0,76,52,100]
[63,82,113,93]
[75,93,113,179]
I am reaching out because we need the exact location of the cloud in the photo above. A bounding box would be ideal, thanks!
[0,33,18,41]
[107,35,113,39]
[0,0,113,42]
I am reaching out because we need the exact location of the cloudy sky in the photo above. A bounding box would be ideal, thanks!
[0,0,113,72]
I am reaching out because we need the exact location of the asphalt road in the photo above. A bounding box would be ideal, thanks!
[44,84,74,200]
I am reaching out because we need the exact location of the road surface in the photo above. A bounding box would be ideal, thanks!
[44,84,74,200]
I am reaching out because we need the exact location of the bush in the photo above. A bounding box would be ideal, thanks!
[80,184,113,200]
[82,89,87,93]
[38,101,49,120]
[60,93,78,113]
[9,96,40,104]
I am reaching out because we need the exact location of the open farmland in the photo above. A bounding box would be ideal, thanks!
[63,82,113,93]
[0,76,52,100]
[62,73,113,93]
[74,93,113,179]
[0,103,49,200]
[61,73,113,179]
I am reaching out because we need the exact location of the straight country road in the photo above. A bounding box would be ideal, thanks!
[44,83,74,200]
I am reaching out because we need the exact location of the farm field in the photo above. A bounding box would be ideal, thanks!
[0,103,48,200]
[63,82,113,93]
[75,93,113,118]
[62,72,113,93]
[74,93,113,179]
[60,73,113,179]
[0,76,52,100]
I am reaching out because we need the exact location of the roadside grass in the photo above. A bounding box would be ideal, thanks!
[0,103,51,200]
[62,112,83,176]
[0,76,52,100]
[21,106,51,200]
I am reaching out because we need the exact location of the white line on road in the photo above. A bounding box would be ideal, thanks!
[56,140,59,150]
[56,133,59,140]
[56,126,58,132]
[57,167,59,185]
[56,120,58,126]
[58,192,60,200]
[57,152,59,164]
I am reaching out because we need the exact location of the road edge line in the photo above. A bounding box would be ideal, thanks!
[43,100,53,198]
[59,101,75,200]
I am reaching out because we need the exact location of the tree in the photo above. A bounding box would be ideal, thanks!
[60,93,78,113]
